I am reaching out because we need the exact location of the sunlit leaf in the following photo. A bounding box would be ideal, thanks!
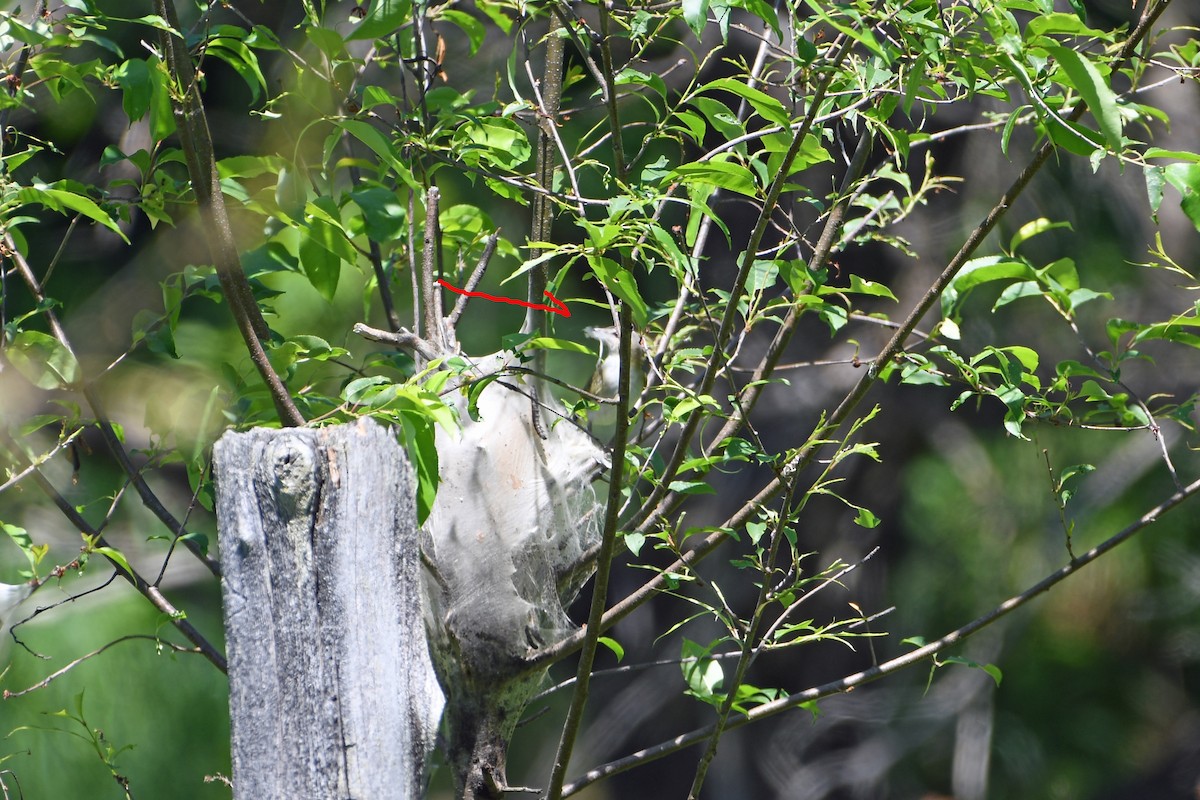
[6,331,80,389]
[1045,45,1122,152]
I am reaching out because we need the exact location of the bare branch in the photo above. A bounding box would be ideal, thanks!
[3,636,206,699]
[154,0,304,427]
[447,232,500,327]
[564,469,1200,795]
[0,431,226,673]
[352,323,439,362]
[4,235,222,578]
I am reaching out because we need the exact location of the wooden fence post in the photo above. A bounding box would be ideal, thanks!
[214,418,443,799]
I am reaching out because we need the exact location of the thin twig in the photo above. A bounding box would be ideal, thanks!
[529,606,893,709]
[543,5,633,790]
[534,0,1175,670]
[352,322,439,361]
[0,427,84,496]
[563,468,1200,795]
[4,636,205,699]
[752,547,881,670]
[0,432,226,673]
[0,0,46,158]
[447,232,499,327]
[688,474,802,797]
[4,235,221,577]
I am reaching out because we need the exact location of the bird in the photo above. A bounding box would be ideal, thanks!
[584,326,646,436]
[0,580,34,630]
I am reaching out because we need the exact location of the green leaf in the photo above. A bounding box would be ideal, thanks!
[113,59,151,122]
[1000,345,1039,372]
[92,543,133,578]
[475,0,514,34]
[343,376,391,403]
[452,117,531,170]
[1044,45,1122,152]
[1129,316,1200,349]
[669,160,760,198]
[1066,288,1111,312]
[399,414,439,525]
[682,0,710,38]
[1059,463,1095,485]
[127,13,176,32]
[681,638,724,702]
[942,257,1031,316]
[1143,148,1200,163]
[942,655,1003,687]
[746,259,778,293]
[699,77,791,128]
[205,35,267,103]
[275,165,308,219]
[1163,163,1200,233]
[598,636,625,662]
[219,154,285,180]
[1009,218,1072,252]
[586,255,649,327]
[672,110,707,144]
[334,120,419,189]
[298,217,345,301]
[438,9,486,55]
[615,68,667,100]
[817,275,898,301]
[689,96,749,141]
[807,4,886,59]
[2,523,42,574]
[6,331,80,389]
[668,480,716,495]
[853,507,881,528]
[16,183,129,243]
[726,0,780,38]
[992,280,1040,311]
[146,57,176,143]
[1025,12,1105,39]
[348,0,413,40]
[524,337,595,355]
[131,309,179,358]
[623,531,645,557]
[350,186,407,242]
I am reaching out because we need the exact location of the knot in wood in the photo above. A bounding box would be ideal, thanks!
[262,435,321,520]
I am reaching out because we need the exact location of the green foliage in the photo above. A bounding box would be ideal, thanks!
[2,0,1199,797]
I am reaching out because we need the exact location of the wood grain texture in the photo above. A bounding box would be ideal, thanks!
[216,419,443,799]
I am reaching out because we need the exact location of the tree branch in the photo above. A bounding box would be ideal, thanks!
[3,635,210,699]
[154,0,304,427]
[4,234,221,578]
[1,431,227,673]
[564,468,1200,795]
[533,0,1176,670]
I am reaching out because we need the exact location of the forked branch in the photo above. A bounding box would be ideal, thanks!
[563,468,1200,795]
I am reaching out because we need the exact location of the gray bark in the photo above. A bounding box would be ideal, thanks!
[215,418,443,800]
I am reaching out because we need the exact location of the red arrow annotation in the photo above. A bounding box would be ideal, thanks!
[437,278,570,318]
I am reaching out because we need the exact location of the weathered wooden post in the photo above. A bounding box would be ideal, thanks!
[214,418,443,799]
